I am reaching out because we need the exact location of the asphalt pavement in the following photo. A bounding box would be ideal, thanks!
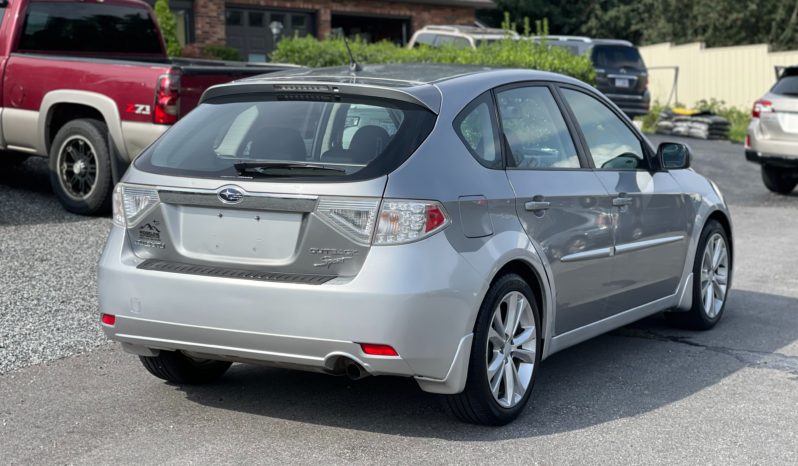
[1,136,797,464]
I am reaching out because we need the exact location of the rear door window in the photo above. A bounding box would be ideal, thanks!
[19,2,162,54]
[496,86,580,169]
[591,46,645,70]
[135,94,436,182]
[771,76,798,96]
[453,91,502,169]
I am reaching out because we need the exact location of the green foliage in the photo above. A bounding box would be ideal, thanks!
[203,46,245,62]
[153,0,182,57]
[270,20,596,85]
[481,0,798,51]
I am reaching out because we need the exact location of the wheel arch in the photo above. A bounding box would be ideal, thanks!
[39,90,128,160]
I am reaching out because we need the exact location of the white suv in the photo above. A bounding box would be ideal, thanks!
[745,67,798,194]
[408,25,519,49]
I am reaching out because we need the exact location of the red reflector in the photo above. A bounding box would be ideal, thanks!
[101,314,116,325]
[360,344,399,356]
[745,135,750,148]
[425,205,445,233]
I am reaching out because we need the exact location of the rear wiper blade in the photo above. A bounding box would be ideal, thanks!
[233,161,346,176]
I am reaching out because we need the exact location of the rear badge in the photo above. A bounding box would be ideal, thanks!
[218,186,244,204]
[310,248,358,268]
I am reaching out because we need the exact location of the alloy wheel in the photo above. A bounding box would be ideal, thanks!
[700,233,729,318]
[485,291,537,408]
[58,136,98,200]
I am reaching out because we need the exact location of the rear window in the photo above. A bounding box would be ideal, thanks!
[134,94,437,182]
[771,76,798,96]
[19,2,162,54]
[591,46,645,70]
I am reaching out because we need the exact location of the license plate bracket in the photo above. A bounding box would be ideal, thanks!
[615,78,630,88]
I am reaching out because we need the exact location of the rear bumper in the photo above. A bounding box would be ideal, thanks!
[745,150,798,168]
[746,119,798,163]
[604,91,651,117]
[98,226,485,388]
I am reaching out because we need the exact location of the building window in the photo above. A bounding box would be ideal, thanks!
[145,0,194,45]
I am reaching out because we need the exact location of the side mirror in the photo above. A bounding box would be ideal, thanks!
[658,142,692,170]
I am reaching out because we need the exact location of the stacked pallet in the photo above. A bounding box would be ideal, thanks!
[655,110,730,140]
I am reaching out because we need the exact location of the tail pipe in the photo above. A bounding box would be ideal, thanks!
[345,361,371,380]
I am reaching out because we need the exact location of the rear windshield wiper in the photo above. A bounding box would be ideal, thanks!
[233,161,346,177]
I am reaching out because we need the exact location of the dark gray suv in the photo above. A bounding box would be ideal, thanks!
[539,36,651,118]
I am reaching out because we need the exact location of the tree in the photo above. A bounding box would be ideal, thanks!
[154,0,182,57]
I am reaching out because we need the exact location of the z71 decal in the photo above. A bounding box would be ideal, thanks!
[126,104,152,115]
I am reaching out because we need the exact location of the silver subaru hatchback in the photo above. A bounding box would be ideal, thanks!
[99,64,733,426]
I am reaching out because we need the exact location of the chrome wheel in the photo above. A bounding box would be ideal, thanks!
[57,136,98,200]
[486,291,537,408]
[700,233,729,318]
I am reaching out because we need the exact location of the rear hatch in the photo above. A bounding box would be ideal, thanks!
[591,45,647,96]
[121,85,437,281]
[759,75,798,142]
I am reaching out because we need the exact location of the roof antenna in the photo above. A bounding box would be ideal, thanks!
[338,29,362,73]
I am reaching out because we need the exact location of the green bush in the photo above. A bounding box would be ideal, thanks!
[203,46,245,62]
[153,0,182,57]
[269,17,596,85]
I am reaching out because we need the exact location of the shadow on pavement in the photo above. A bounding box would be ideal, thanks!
[176,289,798,440]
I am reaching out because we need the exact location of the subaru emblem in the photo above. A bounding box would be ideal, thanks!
[218,186,244,204]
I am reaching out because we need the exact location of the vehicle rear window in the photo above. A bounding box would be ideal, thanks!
[771,76,798,96]
[134,94,437,182]
[591,46,645,70]
[19,2,162,55]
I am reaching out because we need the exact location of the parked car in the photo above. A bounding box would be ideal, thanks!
[539,36,651,118]
[745,66,798,194]
[0,0,296,215]
[408,25,519,48]
[99,64,733,426]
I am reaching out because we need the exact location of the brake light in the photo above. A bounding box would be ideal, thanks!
[753,100,773,118]
[101,314,116,325]
[154,74,180,124]
[374,200,450,244]
[360,344,399,356]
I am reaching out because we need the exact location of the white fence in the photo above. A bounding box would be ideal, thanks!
[638,42,798,110]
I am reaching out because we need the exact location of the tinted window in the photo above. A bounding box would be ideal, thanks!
[20,2,162,54]
[772,76,798,96]
[592,46,645,70]
[135,95,436,182]
[453,92,502,169]
[497,86,579,169]
[0,8,5,29]
[414,33,435,47]
[435,35,469,47]
[561,89,647,170]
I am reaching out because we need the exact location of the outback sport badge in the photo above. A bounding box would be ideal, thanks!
[218,186,244,204]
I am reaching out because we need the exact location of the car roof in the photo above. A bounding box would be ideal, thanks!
[416,25,519,38]
[201,64,590,114]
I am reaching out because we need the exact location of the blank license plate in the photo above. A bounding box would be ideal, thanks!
[615,78,630,88]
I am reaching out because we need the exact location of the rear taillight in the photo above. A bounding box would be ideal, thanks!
[315,198,380,245]
[154,74,180,124]
[112,184,160,228]
[753,100,773,118]
[374,200,450,245]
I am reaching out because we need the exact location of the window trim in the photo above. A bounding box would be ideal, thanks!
[492,81,591,171]
[555,83,659,171]
[452,90,504,170]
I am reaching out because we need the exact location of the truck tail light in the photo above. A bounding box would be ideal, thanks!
[154,74,180,124]
[374,200,450,245]
[752,100,773,118]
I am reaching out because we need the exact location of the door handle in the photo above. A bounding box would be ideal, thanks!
[612,197,633,206]
[525,201,551,211]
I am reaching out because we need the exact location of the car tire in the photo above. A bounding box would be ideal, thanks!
[444,273,541,426]
[0,151,29,167]
[48,119,113,215]
[761,166,798,194]
[665,219,731,330]
[139,351,233,384]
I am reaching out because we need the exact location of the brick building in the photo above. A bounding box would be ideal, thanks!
[146,0,495,61]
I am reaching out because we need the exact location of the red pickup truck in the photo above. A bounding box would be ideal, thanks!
[0,0,296,214]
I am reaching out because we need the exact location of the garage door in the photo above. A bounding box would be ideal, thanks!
[226,8,314,62]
